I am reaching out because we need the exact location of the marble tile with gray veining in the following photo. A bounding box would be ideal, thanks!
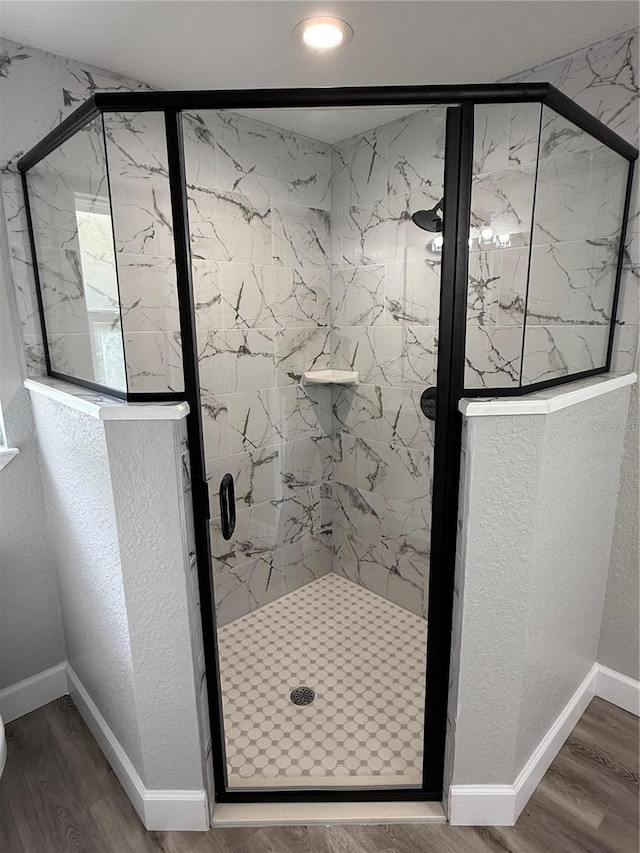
[214,554,284,627]
[280,436,333,491]
[331,264,386,327]
[333,482,431,558]
[526,239,618,326]
[103,112,176,260]
[521,324,609,385]
[387,108,447,197]
[188,186,272,264]
[207,444,282,515]
[333,325,437,389]
[182,110,221,193]
[332,128,388,209]
[0,39,64,168]
[191,258,223,330]
[216,263,326,330]
[118,254,180,333]
[272,202,330,269]
[506,29,638,143]
[210,486,322,570]
[464,324,523,389]
[333,529,427,618]
[207,436,331,515]
[473,102,541,174]
[36,247,93,334]
[335,432,432,504]
[467,246,530,328]
[385,258,440,326]
[533,145,627,246]
[223,384,331,455]
[21,334,47,376]
[278,533,332,596]
[338,199,396,267]
[201,395,230,460]
[58,57,151,117]
[124,329,184,393]
[275,327,331,385]
[469,164,536,250]
[333,383,434,451]
[215,112,332,210]
[271,267,328,329]
[197,328,274,395]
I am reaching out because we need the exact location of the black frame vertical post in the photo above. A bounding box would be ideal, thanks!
[164,109,229,798]
[422,104,474,793]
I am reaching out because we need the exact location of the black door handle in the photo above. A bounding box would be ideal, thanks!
[420,387,437,421]
[219,473,236,540]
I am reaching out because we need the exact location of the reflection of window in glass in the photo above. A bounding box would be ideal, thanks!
[74,193,125,389]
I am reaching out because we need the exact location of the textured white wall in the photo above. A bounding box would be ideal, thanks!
[0,190,65,690]
[30,393,205,790]
[105,419,204,790]
[31,394,144,773]
[508,29,639,682]
[598,377,640,680]
[451,385,631,785]
[0,36,150,693]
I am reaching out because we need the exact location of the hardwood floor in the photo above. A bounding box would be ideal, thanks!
[0,696,637,852]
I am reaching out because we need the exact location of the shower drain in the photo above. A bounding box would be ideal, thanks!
[290,686,315,706]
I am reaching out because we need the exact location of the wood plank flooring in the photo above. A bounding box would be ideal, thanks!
[0,696,637,852]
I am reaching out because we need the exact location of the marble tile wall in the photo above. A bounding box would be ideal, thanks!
[330,109,447,618]
[0,37,153,379]
[104,111,184,394]
[464,102,541,389]
[24,115,127,390]
[506,28,639,378]
[3,33,636,628]
[182,110,334,627]
[520,109,630,385]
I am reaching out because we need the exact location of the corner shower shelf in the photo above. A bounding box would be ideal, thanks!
[302,370,360,387]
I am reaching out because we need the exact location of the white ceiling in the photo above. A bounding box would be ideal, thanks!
[0,1,637,94]
[234,106,425,143]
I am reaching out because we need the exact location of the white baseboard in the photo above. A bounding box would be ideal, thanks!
[449,663,599,826]
[0,663,68,723]
[596,664,640,716]
[3,659,637,832]
[66,665,208,831]
[449,661,640,827]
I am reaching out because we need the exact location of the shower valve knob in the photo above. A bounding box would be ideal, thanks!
[420,387,437,421]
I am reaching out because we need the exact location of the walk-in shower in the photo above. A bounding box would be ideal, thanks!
[17,84,636,805]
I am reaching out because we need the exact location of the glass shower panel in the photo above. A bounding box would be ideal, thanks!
[464,102,542,389]
[183,105,446,790]
[104,111,184,394]
[26,115,126,390]
[521,108,629,385]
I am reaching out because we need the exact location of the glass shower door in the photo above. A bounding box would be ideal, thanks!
[181,104,447,791]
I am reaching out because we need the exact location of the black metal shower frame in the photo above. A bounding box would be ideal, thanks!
[17,84,637,807]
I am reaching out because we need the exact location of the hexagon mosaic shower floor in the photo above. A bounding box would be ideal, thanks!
[217,573,428,788]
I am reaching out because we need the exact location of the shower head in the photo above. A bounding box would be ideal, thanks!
[411,198,444,233]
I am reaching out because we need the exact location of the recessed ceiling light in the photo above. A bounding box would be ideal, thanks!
[294,16,353,52]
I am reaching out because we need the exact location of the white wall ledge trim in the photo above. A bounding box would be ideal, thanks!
[460,373,637,418]
[0,447,19,471]
[24,377,189,421]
